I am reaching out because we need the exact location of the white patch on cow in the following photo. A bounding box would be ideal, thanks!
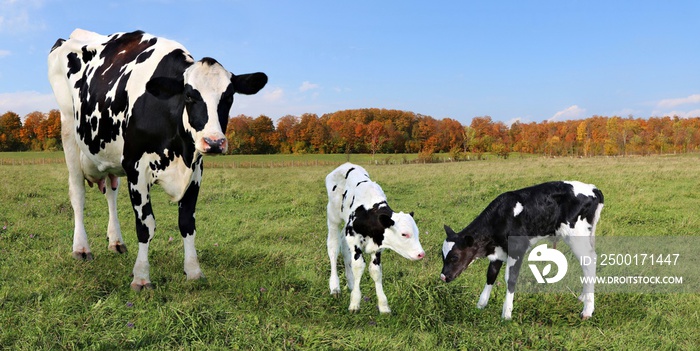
[442,240,455,259]
[487,246,507,261]
[513,202,524,217]
[564,181,596,198]
[477,283,493,309]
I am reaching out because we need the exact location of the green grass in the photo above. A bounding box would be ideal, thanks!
[1,153,699,350]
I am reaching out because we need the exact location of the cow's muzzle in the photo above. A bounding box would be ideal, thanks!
[203,137,227,154]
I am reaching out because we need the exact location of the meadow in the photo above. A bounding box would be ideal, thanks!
[1,152,699,350]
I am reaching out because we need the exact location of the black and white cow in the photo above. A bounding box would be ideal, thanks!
[47,29,267,290]
[326,163,425,313]
[440,181,604,320]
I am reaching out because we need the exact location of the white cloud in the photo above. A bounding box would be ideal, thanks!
[657,94,700,108]
[263,87,284,102]
[0,49,9,58]
[549,105,586,122]
[299,81,319,92]
[0,91,57,117]
[0,0,45,33]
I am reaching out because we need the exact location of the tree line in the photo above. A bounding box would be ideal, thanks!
[2,108,700,157]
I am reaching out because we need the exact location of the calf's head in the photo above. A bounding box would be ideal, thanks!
[440,225,478,282]
[146,57,267,154]
[352,206,425,260]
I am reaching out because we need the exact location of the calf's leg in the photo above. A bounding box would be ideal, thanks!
[368,252,390,313]
[348,246,366,312]
[502,256,524,320]
[477,260,503,309]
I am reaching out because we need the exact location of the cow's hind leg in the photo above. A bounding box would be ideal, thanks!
[502,255,524,320]
[327,208,343,296]
[179,180,203,280]
[105,175,127,254]
[563,230,598,319]
[63,134,92,260]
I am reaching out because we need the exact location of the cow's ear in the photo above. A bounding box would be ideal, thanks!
[378,213,395,228]
[444,225,456,237]
[232,72,267,95]
[146,77,184,99]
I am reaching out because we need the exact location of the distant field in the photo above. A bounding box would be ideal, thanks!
[1,153,699,349]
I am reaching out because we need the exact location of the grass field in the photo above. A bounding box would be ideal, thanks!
[1,153,699,350]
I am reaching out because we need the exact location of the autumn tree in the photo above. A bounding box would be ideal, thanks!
[0,111,24,151]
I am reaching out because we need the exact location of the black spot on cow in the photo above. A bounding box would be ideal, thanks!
[372,252,381,266]
[345,167,355,179]
[351,204,395,247]
[332,185,337,191]
[354,246,363,260]
[136,49,154,64]
[81,46,96,63]
[356,180,368,187]
[66,52,81,77]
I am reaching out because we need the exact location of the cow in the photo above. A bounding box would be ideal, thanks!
[440,181,604,320]
[47,29,267,291]
[326,163,425,313]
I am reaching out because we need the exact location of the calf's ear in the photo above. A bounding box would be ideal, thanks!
[146,77,184,99]
[443,225,456,236]
[232,72,268,95]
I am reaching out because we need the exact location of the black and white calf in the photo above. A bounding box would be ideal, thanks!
[48,29,266,290]
[326,163,425,313]
[440,181,604,320]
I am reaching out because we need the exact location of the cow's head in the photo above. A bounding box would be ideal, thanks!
[146,57,267,154]
[353,206,425,261]
[440,225,477,283]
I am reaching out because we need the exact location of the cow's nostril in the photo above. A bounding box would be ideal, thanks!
[203,137,226,153]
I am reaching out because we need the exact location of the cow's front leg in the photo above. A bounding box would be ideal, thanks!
[477,260,503,309]
[348,245,366,312]
[179,180,203,280]
[369,252,390,313]
[127,176,155,291]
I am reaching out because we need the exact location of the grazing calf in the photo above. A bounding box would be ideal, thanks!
[440,181,604,320]
[326,163,425,313]
[48,29,266,290]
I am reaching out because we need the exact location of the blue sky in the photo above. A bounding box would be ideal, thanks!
[1,0,699,125]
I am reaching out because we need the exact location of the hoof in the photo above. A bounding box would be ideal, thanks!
[72,251,94,260]
[131,281,154,292]
[185,271,205,281]
[108,242,128,254]
[580,313,592,320]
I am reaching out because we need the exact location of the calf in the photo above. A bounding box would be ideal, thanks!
[48,29,267,290]
[440,181,604,320]
[326,163,425,313]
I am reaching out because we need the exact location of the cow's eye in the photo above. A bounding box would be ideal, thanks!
[401,233,409,238]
